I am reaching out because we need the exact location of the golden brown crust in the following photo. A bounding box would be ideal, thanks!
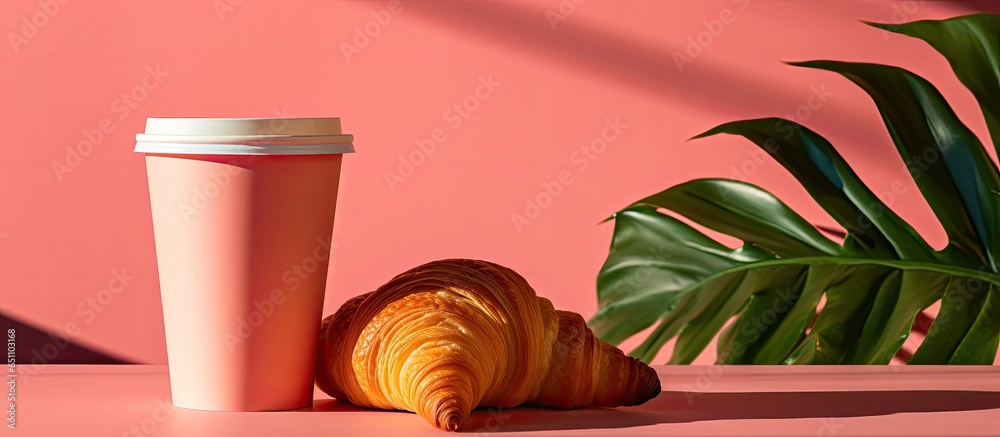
[315,259,660,431]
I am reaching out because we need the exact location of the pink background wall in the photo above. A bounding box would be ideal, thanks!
[2,0,997,365]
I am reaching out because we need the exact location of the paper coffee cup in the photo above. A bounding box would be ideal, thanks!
[135,118,354,411]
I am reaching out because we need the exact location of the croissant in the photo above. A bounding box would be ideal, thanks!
[315,259,660,431]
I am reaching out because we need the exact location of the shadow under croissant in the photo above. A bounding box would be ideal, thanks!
[303,390,1000,432]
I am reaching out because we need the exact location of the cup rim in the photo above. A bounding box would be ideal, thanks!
[134,117,355,155]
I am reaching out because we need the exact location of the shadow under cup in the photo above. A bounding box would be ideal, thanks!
[136,118,354,411]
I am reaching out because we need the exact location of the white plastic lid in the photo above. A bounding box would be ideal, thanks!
[134,118,355,155]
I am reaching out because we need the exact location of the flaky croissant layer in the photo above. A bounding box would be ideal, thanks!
[315,259,660,431]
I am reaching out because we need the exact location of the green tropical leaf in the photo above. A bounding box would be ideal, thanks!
[909,273,992,363]
[591,205,762,346]
[609,225,999,364]
[790,60,1000,271]
[866,14,1000,152]
[591,14,1000,365]
[633,178,841,257]
[849,271,948,364]
[949,283,1000,363]
[693,118,935,261]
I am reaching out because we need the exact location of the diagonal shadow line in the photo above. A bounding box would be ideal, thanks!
[0,311,134,364]
[484,389,1000,432]
[395,0,869,128]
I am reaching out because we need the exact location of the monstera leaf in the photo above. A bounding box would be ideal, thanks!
[590,14,1000,364]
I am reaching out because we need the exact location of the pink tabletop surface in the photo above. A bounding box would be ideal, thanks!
[7,365,999,437]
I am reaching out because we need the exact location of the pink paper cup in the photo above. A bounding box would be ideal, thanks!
[135,118,354,411]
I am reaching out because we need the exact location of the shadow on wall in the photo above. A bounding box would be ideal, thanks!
[397,0,1000,164]
[402,0,799,117]
[1,313,133,364]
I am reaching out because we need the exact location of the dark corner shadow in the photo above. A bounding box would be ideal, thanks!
[455,389,1000,433]
[399,0,825,118]
[0,312,133,364]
